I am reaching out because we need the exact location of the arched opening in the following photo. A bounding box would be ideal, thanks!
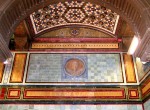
[0,0,149,62]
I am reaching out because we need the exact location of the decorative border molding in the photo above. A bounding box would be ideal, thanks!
[7,88,21,99]
[128,88,139,99]
[31,43,119,49]
[24,88,125,100]
[141,76,150,99]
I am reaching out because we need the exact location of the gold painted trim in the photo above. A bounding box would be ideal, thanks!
[123,54,137,83]
[32,43,118,49]
[0,62,4,83]
[10,53,27,83]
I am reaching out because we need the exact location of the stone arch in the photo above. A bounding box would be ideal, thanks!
[0,0,150,61]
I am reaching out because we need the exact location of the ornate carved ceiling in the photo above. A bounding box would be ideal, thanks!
[13,1,135,52]
[30,1,119,35]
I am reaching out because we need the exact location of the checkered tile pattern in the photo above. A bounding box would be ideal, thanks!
[27,54,62,82]
[88,54,123,82]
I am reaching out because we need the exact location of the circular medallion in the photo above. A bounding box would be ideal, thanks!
[69,28,80,36]
[65,58,85,76]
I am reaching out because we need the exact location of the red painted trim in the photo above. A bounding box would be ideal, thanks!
[141,78,150,97]
[24,88,125,92]
[0,88,6,99]
[7,88,21,99]
[128,89,139,99]
[34,38,121,43]
[29,49,121,52]
[141,76,150,89]
[24,88,125,99]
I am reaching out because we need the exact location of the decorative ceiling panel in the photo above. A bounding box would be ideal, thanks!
[30,1,119,34]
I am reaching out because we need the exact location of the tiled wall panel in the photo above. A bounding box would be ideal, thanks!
[26,53,123,83]
[1,52,148,86]
[0,104,143,110]
[144,99,150,110]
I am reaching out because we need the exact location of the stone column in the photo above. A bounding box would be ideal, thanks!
[0,33,12,62]
[135,28,150,62]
